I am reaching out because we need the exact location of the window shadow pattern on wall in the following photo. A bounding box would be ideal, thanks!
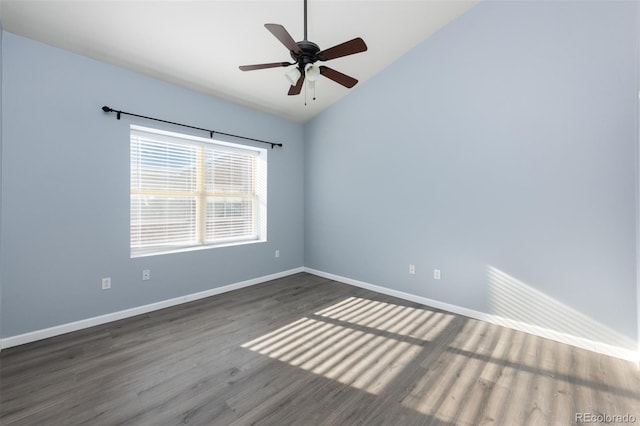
[487,265,636,352]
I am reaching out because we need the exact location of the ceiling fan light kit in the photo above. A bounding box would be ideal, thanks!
[286,67,302,85]
[305,64,320,82]
[239,0,368,99]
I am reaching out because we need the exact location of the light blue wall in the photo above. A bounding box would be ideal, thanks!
[305,1,638,350]
[636,0,640,355]
[0,32,304,337]
[0,23,4,337]
[1,1,638,353]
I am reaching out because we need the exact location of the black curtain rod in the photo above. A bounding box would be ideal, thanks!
[101,106,283,149]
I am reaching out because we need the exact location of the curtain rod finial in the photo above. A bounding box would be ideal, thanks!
[102,106,112,112]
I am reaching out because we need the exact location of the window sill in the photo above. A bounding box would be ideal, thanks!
[131,238,266,259]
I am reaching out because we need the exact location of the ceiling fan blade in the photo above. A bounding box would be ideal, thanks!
[239,62,293,71]
[288,73,305,95]
[319,66,358,88]
[317,37,367,61]
[265,23,302,54]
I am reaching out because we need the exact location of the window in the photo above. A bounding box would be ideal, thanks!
[130,125,267,257]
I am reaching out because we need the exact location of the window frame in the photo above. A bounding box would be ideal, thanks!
[130,125,267,258]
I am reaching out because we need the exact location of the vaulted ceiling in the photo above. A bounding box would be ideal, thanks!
[0,1,476,122]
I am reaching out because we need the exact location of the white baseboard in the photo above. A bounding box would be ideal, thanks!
[3,266,637,364]
[0,267,305,351]
[304,267,640,364]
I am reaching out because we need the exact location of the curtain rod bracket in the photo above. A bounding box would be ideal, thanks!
[100,105,282,148]
[102,106,121,120]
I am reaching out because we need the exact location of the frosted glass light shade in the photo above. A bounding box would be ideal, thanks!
[285,67,301,85]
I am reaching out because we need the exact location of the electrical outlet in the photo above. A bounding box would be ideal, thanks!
[142,269,151,281]
[102,277,111,290]
[275,250,280,258]
[434,269,441,280]
[409,264,415,275]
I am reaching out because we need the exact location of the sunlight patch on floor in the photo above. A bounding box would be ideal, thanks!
[401,320,496,421]
[315,297,455,341]
[242,297,454,395]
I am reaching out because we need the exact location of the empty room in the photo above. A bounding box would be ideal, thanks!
[1,0,639,425]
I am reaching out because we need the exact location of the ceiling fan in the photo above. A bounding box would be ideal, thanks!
[239,0,368,96]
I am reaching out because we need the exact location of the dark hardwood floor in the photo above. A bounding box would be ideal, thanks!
[1,272,639,425]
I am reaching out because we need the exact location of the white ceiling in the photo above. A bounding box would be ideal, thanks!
[0,0,476,122]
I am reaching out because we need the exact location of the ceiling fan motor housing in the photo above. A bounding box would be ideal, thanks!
[238,0,367,96]
[292,40,321,71]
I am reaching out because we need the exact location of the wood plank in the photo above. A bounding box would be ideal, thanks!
[2,273,638,425]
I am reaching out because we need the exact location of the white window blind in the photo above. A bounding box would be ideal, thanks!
[130,125,267,257]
